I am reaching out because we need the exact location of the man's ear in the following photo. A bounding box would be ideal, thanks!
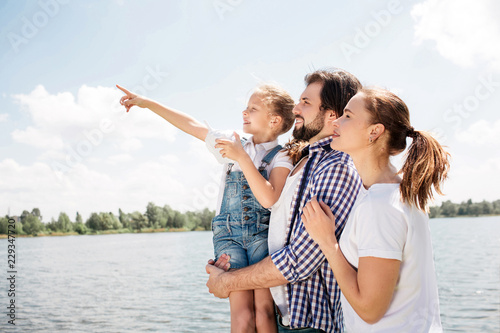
[325,109,337,124]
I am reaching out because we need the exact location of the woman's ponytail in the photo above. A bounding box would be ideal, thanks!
[399,130,450,211]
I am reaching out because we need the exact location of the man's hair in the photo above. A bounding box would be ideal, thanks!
[304,68,362,117]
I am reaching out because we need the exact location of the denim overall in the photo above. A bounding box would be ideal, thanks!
[212,144,283,269]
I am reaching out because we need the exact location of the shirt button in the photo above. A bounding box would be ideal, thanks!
[243,196,248,200]
[242,185,248,190]
[244,216,250,220]
[243,207,249,212]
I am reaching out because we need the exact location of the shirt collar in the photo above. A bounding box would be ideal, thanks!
[308,136,333,154]
[245,136,279,151]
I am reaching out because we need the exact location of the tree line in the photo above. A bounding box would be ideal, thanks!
[429,199,500,218]
[2,198,498,236]
[0,203,215,236]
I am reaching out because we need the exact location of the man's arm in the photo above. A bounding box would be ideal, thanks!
[206,256,288,298]
[271,160,362,283]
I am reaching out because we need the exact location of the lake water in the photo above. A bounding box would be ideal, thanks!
[1,216,499,332]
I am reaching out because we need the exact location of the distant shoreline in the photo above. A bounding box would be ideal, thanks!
[0,227,204,239]
[2,215,499,239]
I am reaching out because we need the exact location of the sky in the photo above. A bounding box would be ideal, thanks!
[1,0,499,222]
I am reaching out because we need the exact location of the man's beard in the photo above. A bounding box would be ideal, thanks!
[292,111,325,141]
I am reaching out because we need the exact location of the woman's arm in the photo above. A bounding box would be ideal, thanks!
[302,197,400,324]
[117,85,208,141]
[215,132,290,208]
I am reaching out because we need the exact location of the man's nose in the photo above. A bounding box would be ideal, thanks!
[292,104,301,115]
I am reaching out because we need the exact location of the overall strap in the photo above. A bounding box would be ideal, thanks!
[258,145,283,172]
[226,137,248,175]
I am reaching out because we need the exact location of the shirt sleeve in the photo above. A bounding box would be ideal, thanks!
[356,200,407,261]
[271,162,362,283]
[204,128,235,164]
[270,150,293,171]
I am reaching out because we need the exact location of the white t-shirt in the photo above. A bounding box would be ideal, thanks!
[339,183,443,333]
[267,163,304,326]
[205,128,293,215]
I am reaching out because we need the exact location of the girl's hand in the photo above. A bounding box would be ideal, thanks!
[302,196,338,249]
[116,84,149,112]
[215,132,246,162]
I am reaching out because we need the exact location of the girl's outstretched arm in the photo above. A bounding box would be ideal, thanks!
[116,84,208,141]
[216,132,290,208]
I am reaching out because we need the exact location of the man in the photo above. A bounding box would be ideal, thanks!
[206,69,363,332]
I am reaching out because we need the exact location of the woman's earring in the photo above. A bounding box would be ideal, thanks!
[369,137,373,143]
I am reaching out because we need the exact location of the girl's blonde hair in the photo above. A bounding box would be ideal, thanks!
[254,84,295,135]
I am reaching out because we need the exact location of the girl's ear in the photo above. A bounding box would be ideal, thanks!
[270,115,282,130]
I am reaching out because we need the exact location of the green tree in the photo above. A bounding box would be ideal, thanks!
[198,208,214,230]
[119,209,131,229]
[440,200,457,217]
[23,214,43,235]
[85,213,102,231]
[172,211,186,229]
[46,218,58,232]
[163,205,176,228]
[31,208,42,222]
[130,211,148,230]
[73,222,87,235]
[0,216,8,234]
[184,211,201,231]
[57,212,73,232]
[146,202,163,228]
[493,200,500,214]
[20,210,30,224]
[429,206,440,218]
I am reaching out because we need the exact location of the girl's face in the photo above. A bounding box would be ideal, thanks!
[242,92,273,135]
[330,92,373,155]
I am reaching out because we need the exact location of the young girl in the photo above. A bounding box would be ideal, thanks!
[302,88,450,332]
[117,83,295,332]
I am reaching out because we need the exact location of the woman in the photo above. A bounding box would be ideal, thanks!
[302,88,449,332]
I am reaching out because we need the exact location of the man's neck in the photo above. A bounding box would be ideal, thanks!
[308,134,329,145]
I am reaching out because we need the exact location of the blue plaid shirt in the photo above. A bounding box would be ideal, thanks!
[271,136,362,333]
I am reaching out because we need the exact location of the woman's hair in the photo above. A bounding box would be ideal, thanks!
[360,87,451,211]
[254,84,295,135]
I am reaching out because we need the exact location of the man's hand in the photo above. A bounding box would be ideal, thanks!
[205,263,230,298]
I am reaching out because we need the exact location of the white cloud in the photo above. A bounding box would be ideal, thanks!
[456,119,500,145]
[0,155,194,222]
[106,154,133,165]
[12,126,65,149]
[412,0,500,70]
[442,156,500,203]
[0,113,8,122]
[11,85,177,153]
